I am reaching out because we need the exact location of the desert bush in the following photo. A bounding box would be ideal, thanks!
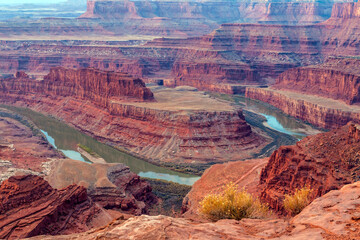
[199,182,269,221]
[283,186,313,216]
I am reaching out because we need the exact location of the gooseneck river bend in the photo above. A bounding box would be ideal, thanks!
[6,95,321,186]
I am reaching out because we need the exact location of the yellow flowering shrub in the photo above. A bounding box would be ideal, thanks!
[283,186,313,215]
[199,182,269,221]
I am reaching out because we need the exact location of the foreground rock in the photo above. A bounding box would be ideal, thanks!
[182,158,268,219]
[259,123,360,214]
[0,68,268,166]
[0,175,113,239]
[31,181,360,239]
[47,159,157,215]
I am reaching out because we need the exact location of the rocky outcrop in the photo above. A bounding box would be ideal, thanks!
[0,175,113,239]
[48,159,157,215]
[245,87,360,129]
[275,58,360,105]
[30,181,360,240]
[0,69,267,165]
[182,158,268,219]
[259,123,360,214]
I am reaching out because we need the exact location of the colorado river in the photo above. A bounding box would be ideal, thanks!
[6,107,200,186]
[234,95,322,140]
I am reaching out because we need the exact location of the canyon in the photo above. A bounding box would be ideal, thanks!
[0,1,359,95]
[0,68,268,168]
[1,0,360,239]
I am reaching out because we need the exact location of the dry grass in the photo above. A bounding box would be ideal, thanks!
[199,182,269,221]
[283,186,313,216]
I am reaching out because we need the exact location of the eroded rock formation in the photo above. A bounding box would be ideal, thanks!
[259,123,360,214]
[2,67,154,103]
[0,68,266,165]
[0,175,113,239]
[48,159,157,215]
[275,58,360,105]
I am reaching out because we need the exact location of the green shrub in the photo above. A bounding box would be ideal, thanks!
[283,186,313,216]
[199,182,269,221]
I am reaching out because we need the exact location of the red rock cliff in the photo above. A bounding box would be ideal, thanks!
[43,67,154,103]
[259,123,360,214]
[0,175,112,239]
[275,58,360,105]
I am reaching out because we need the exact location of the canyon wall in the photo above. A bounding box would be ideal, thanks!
[0,68,266,165]
[1,67,154,103]
[81,0,335,25]
[0,175,112,239]
[259,123,360,214]
[275,58,360,105]
[245,87,360,129]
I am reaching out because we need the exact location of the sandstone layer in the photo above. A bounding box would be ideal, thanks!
[259,123,360,214]
[31,181,360,240]
[275,58,360,105]
[0,175,113,239]
[0,68,267,165]
[245,87,360,129]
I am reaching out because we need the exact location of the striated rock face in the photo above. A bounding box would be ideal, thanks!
[80,0,334,25]
[48,159,157,215]
[0,69,266,165]
[171,61,262,92]
[0,175,112,239]
[259,123,360,214]
[3,67,154,103]
[245,87,360,129]
[275,58,360,105]
[30,181,360,240]
[330,1,360,19]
